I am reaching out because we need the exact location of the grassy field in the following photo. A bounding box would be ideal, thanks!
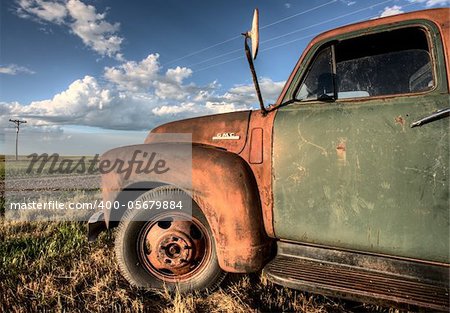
[0,156,400,312]
[0,220,400,313]
[1,158,4,217]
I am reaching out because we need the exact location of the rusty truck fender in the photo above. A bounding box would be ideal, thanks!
[101,142,272,272]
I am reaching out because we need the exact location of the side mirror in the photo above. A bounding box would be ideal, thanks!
[243,8,266,114]
[249,9,259,59]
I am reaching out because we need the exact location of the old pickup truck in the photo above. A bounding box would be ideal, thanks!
[88,8,450,311]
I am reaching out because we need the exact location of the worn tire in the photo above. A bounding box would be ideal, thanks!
[115,186,226,293]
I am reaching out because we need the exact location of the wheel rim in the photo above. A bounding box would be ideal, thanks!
[137,212,212,281]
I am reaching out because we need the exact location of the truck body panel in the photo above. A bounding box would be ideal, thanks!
[271,13,449,263]
[273,94,449,262]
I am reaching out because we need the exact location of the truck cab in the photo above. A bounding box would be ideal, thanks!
[89,8,449,311]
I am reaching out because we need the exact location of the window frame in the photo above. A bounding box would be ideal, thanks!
[280,20,442,106]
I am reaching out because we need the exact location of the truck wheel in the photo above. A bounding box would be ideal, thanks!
[115,186,226,293]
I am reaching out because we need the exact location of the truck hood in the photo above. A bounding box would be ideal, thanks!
[144,110,251,153]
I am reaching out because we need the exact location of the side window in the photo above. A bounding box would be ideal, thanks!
[296,27,434,101]
[297,47,334,101]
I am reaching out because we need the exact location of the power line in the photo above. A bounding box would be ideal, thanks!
[258,14,377,54]
[193,32,318,73]
[185,0,340,69]
[195,55,245,73]
[163,35,241,66]
[187,47,241,68]
[187,0,350,70]
[193,0,395,73]
[259,0,416,52]
[259,0,394,46]
[163,0,338,66]
[260,0,337,30]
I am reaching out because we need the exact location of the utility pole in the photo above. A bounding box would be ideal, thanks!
[9,119,27,160]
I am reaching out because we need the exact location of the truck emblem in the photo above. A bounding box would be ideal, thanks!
[212,132,240,140]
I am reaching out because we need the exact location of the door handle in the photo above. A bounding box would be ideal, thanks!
[410,107,450,128]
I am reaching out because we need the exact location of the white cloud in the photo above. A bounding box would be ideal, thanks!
[16,76,111,116]
[0,64,35,75]
[0,54,285,130]
[66,0,122,58]
[205,101,247,114]
[155,67,193,100]
[3,75,159,130]
[17,0,67,24]
[408,0,450,6]
[104,54,196,101]
[379,5,404,17]
[425,0,450,5]
[284,3,291,9]
[152,103,195,116]
[220,78,286,105]
[15,0,123,59]
[104,54,161,91]
[154,81,190,101]
[340,0,356,5]
[166,67,193,84]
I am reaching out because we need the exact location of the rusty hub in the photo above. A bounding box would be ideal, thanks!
[138,213,211,281]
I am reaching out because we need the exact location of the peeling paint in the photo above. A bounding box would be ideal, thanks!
[395,115,406,132]
[336,139,347,164]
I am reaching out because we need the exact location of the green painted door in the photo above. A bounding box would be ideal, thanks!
[272,24,449,263]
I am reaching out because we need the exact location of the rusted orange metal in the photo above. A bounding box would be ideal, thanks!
[146,111,251,154]
[139,215,211,281]
[145,108,278,239]
[239,110,277,238]
[101,143,271,273]
[249,128,263,164]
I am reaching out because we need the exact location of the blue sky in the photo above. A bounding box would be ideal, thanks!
[1,0,449,136]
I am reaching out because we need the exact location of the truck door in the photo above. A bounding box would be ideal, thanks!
[272,23,449,263]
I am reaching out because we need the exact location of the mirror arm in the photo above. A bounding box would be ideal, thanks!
[243,34,268,115]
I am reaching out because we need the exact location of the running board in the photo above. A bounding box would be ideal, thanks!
[263,242,449,311]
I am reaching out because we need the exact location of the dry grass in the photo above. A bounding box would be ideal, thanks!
[0,157,410,313]
[1,219,403,312]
